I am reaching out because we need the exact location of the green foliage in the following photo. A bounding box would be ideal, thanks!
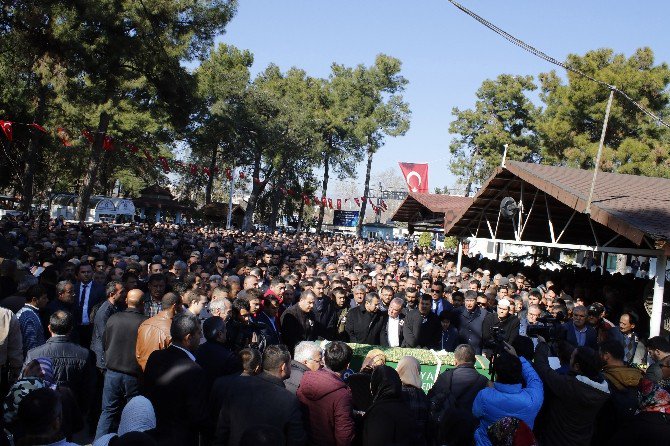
[538,48,670,176]
[448,48,670,189]
[449,74,540,193]
[443,236,459,250]
[418,232,433,248]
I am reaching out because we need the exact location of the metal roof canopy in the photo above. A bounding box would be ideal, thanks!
[392,192,473,233]
[445,161,670,337]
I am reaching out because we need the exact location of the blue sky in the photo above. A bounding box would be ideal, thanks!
[213,0,670,192]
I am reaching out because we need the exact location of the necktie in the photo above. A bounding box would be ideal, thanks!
[80,283,88,307]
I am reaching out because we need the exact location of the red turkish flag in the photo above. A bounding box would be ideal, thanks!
[0,121,13,141]
[354,198,360,207]
[398,162,429,193]
[336,199,341,210]
[328,198,333,209]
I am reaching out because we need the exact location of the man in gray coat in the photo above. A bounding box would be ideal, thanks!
[285,341,322,394]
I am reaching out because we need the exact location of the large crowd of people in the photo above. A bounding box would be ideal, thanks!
[0,215,669,446]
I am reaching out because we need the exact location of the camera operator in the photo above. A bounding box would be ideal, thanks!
[481,299,520,358]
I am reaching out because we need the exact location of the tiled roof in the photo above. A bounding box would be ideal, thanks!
[392,192,473,226]
[446,161,670,249]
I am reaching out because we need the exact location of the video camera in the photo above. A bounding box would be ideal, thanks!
[526,312,565,341]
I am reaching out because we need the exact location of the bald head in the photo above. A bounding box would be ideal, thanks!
[126,289,144,309]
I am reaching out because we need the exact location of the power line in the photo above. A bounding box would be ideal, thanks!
[447,0,670,130]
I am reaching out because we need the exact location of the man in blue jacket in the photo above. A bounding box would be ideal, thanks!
[472,342,544,446]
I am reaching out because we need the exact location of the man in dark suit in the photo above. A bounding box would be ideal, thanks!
[74,262,105,348]
[195,316,242,390]
[312,279,337,339]
[430,281,453,315]
[562,305,597,349]
[255,295,282,346]
[402,294,441,349]
[214,344,306,446]
[345,293,385,345]
[454,290,487,354]
[381,298,405,347]
[143,313,210,446]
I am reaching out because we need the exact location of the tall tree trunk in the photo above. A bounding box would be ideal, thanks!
[21,84,48,213]
[356,148,374,237]
[77,111,111,221]
[268,183,281,231]
[316,150,330,234]
[205,144,218,204]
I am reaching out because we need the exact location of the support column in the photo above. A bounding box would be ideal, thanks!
[456,239,463,273]
[600,253,607,274]
[155,209,161,223]
[650,254,667,337]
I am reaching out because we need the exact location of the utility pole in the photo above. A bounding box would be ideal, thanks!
[585,88,615,215]
[375,182,382,223]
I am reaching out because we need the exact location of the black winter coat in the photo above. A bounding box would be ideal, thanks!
[143,345,211,446]
[24,335,96,412]
[363,366,421,446]
[402,309,441,349]
[214,372,306,446]
[454,307,487,354]
[195,340,242,390]
[313,296,338,339]
[103,308,147,376]
[344,306,385,345]
[280,304,316,354]
[610,412,670,446]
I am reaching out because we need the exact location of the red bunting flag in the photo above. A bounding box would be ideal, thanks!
[30,123,47,133]
[143,150,154,162]
[225,168,233,180]
[125,142,139,153]
[380,199,388,211]
[321,197,327,207]
[56,127,73,147]
[203,167,211,176]
[336,199,341,210]
[102,135,115,151]
[354,198,360,207]
[158,156,170,173]
[213,166,220,174]
[0,121,13,142]
[239,171,245,179]
[81,129,94,143]
[303,195,310,206]
[327,198,333,209]
[189,164,197,175]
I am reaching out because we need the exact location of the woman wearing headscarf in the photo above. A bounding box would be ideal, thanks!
[362,365,421,446]
[345,349,387,446]
[396,356,430,444]
[345,349,387,414]
[93,396,157,446]
[610,378,670,445]
[2,358,82,442]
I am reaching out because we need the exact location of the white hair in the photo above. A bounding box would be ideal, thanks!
[294,341,321,363]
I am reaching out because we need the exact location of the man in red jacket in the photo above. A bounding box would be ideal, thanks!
[297,341,355,446]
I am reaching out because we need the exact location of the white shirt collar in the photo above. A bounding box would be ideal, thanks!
[172,344,196,362]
